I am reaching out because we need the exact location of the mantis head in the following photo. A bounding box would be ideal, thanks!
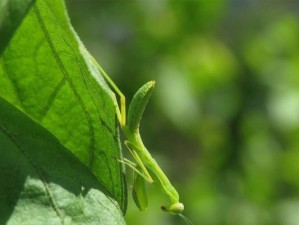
[161,203,193,225]
[161,202,184,214]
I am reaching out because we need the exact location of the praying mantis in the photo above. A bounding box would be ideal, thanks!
[82,46,192,224]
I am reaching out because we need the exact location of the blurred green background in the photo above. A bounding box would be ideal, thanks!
[66,1,299,224]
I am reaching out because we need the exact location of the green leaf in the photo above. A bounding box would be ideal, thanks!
[0,97,126,225]
[0,0,127,214]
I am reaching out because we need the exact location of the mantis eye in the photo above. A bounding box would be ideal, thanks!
[161,202,184,214]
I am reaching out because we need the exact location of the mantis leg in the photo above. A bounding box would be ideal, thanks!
[118,158,152,183]
[125,141,153,183]
[96,65,126,127]
[82,47,126,127]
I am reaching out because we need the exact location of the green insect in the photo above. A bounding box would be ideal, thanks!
[82,46,192,225]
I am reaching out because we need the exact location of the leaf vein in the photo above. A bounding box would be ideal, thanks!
[39,77,66,120]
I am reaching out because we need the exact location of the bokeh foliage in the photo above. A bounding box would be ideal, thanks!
[67,1,299,225]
